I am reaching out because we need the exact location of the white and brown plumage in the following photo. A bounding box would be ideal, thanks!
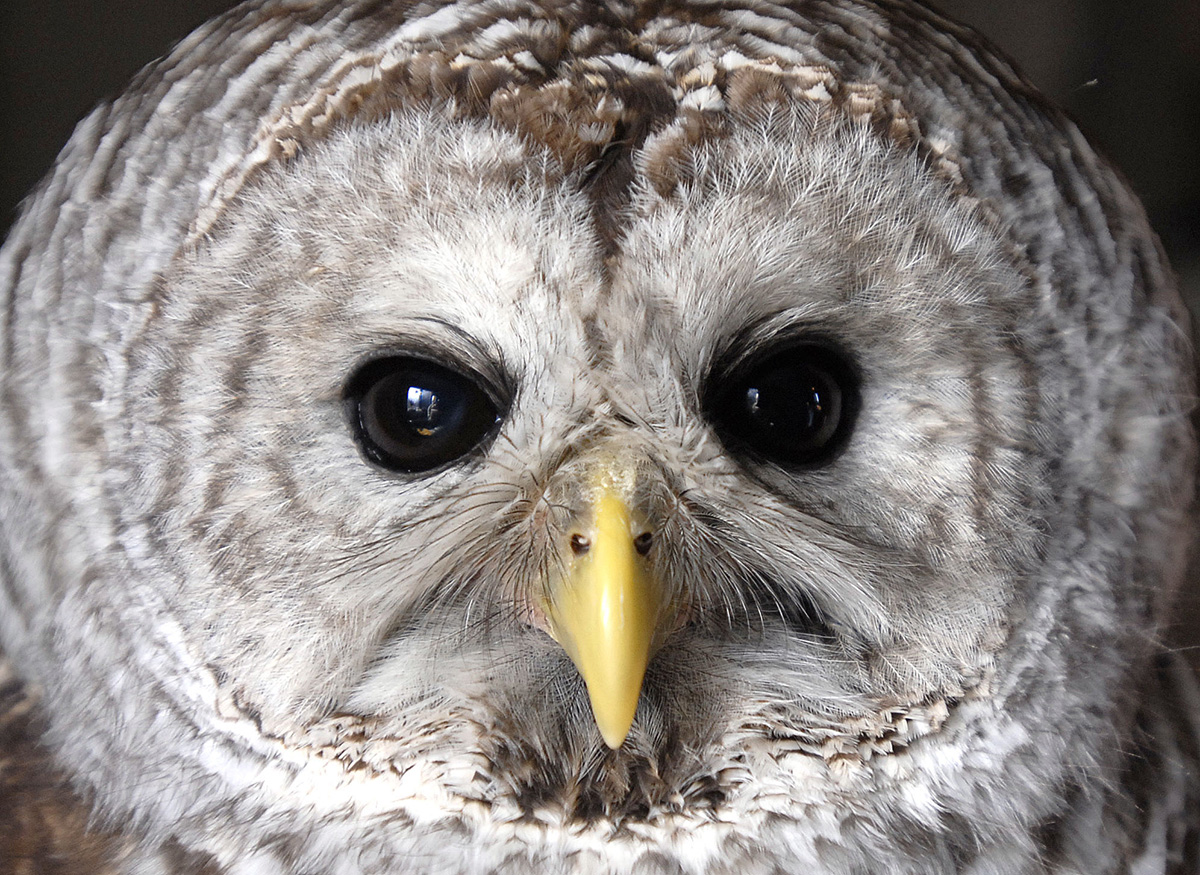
[0,1,1197,873]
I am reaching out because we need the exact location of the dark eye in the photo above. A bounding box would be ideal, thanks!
[707,343,858,466]
[345,357,501,472]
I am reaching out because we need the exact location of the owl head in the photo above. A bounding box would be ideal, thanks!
[0,1,1193,872]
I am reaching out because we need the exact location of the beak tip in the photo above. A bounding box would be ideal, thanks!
[597,719,633,750]
[585,674,642,750]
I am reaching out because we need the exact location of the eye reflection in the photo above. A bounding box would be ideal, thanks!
[407,386,440,436]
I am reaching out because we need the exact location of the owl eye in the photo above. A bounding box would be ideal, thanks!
[707,343,858,466]
[345,357,501,472]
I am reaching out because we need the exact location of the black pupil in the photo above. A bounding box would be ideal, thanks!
[742,364,840,444]
[369,379,460,440]
[712,345,855,465]
[349,359,499,472]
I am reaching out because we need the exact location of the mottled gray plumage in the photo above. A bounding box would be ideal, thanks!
[0,1,1196,873]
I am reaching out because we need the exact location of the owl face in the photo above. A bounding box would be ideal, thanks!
[116,102,1041,816]
[3,1,1193,872]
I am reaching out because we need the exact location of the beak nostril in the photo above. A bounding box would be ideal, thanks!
[570,533,592,555]
[633,531,653,556]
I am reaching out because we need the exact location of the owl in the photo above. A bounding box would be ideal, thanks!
[0,0,1196,873]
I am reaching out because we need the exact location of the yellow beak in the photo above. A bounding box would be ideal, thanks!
[543,481,666,749]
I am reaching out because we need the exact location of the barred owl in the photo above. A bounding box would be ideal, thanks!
[0,1,1196,873]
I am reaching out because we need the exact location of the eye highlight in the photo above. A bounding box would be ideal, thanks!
[345,357,502,472]
[706,342,858,467]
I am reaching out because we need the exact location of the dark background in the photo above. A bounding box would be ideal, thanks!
[1,1,1199,653]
